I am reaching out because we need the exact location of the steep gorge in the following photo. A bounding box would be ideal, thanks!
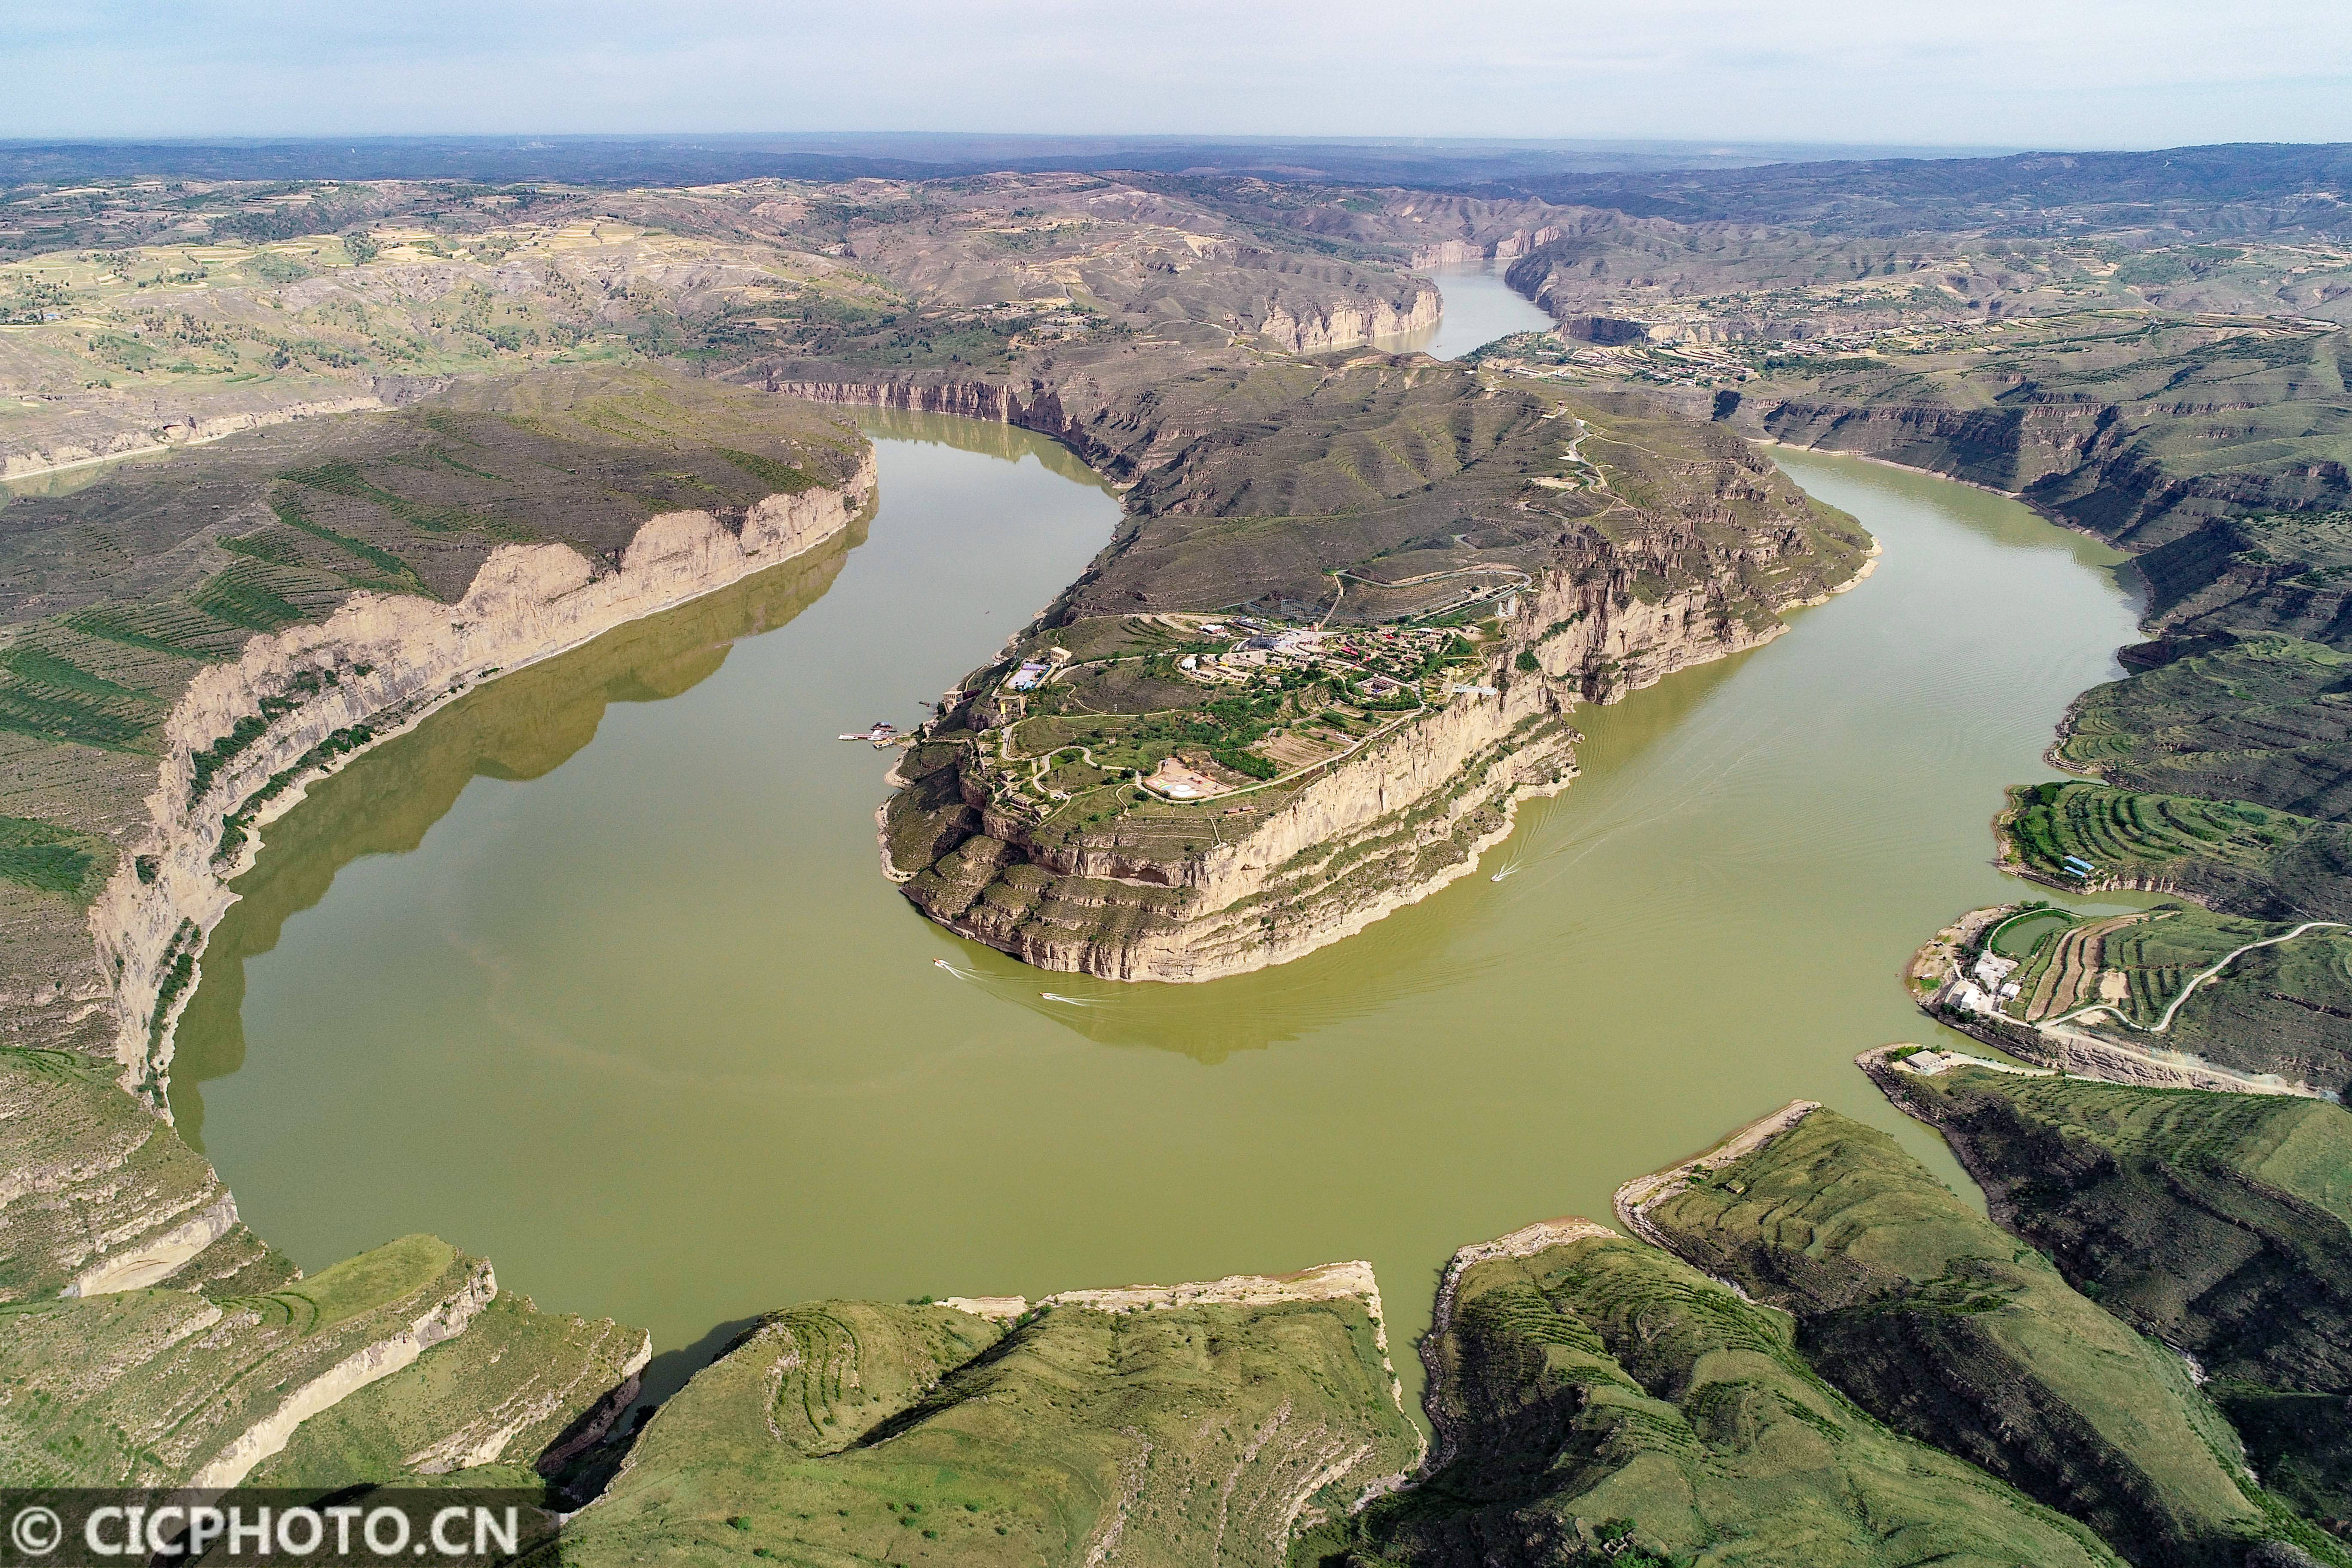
[864,367,1874,981]
[97,463,873,1114]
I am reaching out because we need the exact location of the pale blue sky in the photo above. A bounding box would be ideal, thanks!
[6,0,2348,148]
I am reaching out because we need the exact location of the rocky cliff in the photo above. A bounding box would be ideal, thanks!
[886,499,1869,983]
[1257,283,1439,352]
[892,670,1580,983]
[90,457,871,1112]
[0,421,871,1497]
[837,361,1871,983]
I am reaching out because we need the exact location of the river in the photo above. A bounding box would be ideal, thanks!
[1387,263,1557,359]
[168,294,2144,1406]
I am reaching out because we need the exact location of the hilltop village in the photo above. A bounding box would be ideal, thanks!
[983,612,1493,811]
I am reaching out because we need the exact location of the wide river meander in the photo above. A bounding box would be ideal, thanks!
[171,273,2144,1403]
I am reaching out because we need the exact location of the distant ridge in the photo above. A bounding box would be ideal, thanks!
[1513,141,2352,232]
[0,132,2021,190]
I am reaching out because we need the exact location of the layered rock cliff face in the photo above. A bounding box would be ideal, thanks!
[1257,284,1439,352]
[92,458,872,1110]
[777,375,1087,448]
[1743,396,2114,496]
[885,511,1865,983]
[1407,227,1564,270]
[894,677,1579,983]
[1737,395,2346,543]
[821,357,1871,983]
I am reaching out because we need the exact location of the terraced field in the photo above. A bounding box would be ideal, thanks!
[2001,781,2352,920]
[2005,911,2150,1023]
[2055,636,2352,823]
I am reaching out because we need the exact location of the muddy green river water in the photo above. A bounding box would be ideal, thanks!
[172,328,2145,1406]
[1390,263,1559,359]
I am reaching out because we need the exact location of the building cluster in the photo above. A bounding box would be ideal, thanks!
[1946,946,2026,1016]
[1171,617,1457,699]
[1007,646,1075,692]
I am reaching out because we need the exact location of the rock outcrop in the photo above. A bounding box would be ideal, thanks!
[92,461,871,1110]
[1256,285,1439,352]
[888,514,1868,983]
[893,672,1578,983]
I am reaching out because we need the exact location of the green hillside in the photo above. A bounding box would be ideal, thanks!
[1873,1063,2352,1537]
[1631,1108,2331,1567]
[564,1282,1419,1568]
[1314,1223,2122,1568]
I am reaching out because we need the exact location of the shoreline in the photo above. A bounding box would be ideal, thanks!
[91,460,875,1108]
[1758,436,2155,585]
[1756,435,2029,503]
[895,481,1878,986]
[1904,902,2327,1097]
[914,759,1585,985]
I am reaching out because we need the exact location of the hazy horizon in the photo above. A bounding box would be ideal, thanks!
[6,0,2347,151]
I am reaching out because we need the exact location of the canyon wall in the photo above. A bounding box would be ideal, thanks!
[1705,392,2351,548]
[897,670,1578,983]
[1258,285,1440,353]
[890,530,1866,984]
[91,457,873,1111]
[1408,226,1565,270]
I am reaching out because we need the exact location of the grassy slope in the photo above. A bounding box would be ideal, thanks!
[0,1045,260,1302]
[0,1235,472,1485]
[1059,370,1870,624]
[1881,1066,2352,1534]
[2057,636,2352,821]
[2,1234,640,1493]
[1635,1109,2320,1568]
[565,1295,1419,1568]
[2001,780,2352,922]
[1316,1228,2121,1568]
[245,1290,647,1494]
[2158,920,2352,1092]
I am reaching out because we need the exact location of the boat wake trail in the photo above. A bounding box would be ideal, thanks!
[1515,717,1789,894]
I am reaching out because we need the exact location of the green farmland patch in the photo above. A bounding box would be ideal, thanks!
[0,815,109,898]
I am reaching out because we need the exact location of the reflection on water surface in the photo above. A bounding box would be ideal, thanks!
[179,402,2145,1414]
